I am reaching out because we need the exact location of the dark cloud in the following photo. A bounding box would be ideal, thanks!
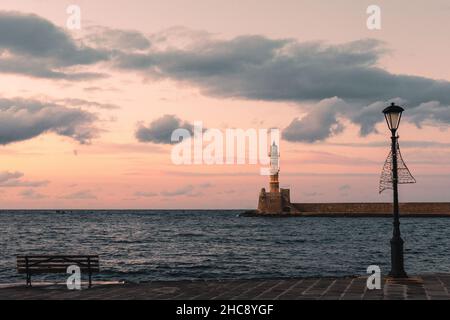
[0,171,22,183]
[2,13,450,141]
[0,59,105,80]
[84,26,151,51]
[0,11,109,79]
[56,98,120,110]
[115,35,450,142]
[0,98,99,145]
[0,171,48,187]
[282,97,345,142]
[116,36,385,100]
[135,114,194,144]
[115,35,289,83]
[407,101,450,127]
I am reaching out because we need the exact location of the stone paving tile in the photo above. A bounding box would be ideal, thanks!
[252,280,290,300]
[209,280,259,300]
[323,278,353,298]
[282,278,321,299]
[273,279,304,300]
[1,274,450,300]
[303,278,334,296]
[232,280,278,300]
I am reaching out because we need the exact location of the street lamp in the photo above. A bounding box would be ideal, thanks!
[383,102,407,278]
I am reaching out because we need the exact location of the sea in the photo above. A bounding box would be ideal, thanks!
[1,210,449,284]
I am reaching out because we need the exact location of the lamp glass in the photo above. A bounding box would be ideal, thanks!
[383,103,404,131]
[387,112,401,130]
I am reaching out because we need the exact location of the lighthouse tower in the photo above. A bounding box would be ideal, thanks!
[269,141,280,193]
[256,141,296,214]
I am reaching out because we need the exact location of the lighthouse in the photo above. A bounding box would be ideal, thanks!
[269,141,280,193]
[256,141,296,214]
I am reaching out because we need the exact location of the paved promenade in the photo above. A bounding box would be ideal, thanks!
[1,274,449,300]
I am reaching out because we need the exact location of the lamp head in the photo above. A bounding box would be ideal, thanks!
[383,102,404,131]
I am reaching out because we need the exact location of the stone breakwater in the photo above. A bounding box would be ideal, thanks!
[242,202,450,217]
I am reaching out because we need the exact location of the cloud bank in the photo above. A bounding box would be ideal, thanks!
[2,12,450,142]
[0,11,108,79]
[0,171,48,187]
[113,33,450,142]
[0,98,99,145]
[135,114,194,144]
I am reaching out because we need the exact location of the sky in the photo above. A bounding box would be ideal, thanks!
[0,0,449,209]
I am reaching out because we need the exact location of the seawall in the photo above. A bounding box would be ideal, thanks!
[242,202,450,217]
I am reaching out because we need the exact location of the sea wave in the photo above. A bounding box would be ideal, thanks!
[1,210,450,283]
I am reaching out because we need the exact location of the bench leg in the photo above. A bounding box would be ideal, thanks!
[88,272,92,288]
[26,274,31,287]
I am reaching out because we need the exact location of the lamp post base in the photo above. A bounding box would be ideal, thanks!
[389,237,408,278]
[388,271,408,278]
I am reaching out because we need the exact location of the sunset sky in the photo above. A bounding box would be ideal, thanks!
[0,0,450,209]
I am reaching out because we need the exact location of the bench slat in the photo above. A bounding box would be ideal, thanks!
[16,255,100,275]
[17,262,100,268]
[17,264,100,269]
[17,266,101,270]
[17,262,99,266]
[17,256,98,260]
[17,257,99,262]
[17,256,98,262]
[17,259,99,263]
[17,257,99,260]
[17,255,99,258]
[17,268,100,274]
[17,260,99,264]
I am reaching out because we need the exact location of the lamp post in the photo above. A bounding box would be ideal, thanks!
[383,102,407,278]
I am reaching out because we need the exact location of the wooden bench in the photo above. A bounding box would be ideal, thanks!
[17,255,100,288]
